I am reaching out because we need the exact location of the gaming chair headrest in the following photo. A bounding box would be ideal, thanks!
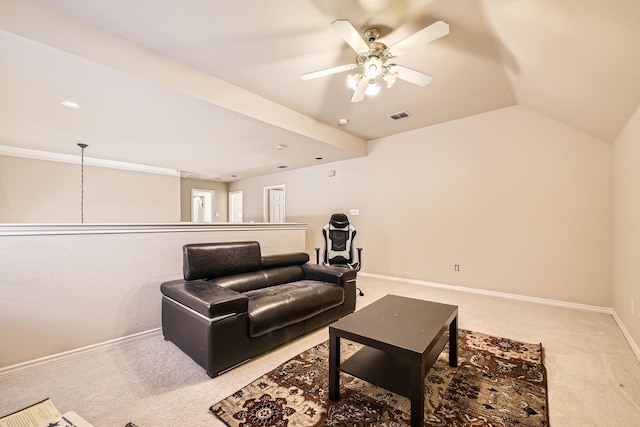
[329,213,350,229]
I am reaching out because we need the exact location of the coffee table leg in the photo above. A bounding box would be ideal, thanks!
[449,315,458,367]
[329,332,340,401]
[410,362,425,427]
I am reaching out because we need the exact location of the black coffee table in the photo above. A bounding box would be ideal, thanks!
[328,294,458,427]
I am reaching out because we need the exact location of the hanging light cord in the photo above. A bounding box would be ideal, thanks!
[78,143,88,223]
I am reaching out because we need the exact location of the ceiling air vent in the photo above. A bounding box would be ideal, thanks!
[389,111,412,120]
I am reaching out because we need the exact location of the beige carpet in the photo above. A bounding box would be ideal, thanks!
[1,276,639,426]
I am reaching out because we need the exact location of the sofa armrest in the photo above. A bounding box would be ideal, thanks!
[301,263,357,286]
[161,279,248,318]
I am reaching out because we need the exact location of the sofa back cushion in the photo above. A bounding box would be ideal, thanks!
[211,271,269,293]
[183,241,262,281]
[261,252,309,268]
[263,266,306,287]
[210,266,306,293]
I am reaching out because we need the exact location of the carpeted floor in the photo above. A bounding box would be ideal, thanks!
[4,276,639,425]
[211,329,548,426]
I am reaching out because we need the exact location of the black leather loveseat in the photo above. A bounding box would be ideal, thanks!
[160,241,357,377]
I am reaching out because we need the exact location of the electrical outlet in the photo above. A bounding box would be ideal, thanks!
[454,264,460,271]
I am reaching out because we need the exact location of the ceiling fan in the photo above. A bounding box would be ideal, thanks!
[301,19,449,102]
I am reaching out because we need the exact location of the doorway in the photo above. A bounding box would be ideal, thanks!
[263,184,285,223]
[191,189,215,222]
[228,190,243,223]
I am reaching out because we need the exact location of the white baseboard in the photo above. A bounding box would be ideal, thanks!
[359,272,613,313]
[611,310,640,362]
[0,328,162,377]
[359,272,640,362]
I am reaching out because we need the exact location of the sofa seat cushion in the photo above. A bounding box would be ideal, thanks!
[245,281,344,338]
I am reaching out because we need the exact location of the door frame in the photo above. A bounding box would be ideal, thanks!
[191,188,215,222]
[263,184,285,223]
[228,190,243,223]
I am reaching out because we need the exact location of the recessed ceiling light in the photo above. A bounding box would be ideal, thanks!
[276,165,288,169]
[275,144,287,150]
[338,118,349,126]
[61,101,80,109]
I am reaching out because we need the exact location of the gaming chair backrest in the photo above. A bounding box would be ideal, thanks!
[322,213,356,265]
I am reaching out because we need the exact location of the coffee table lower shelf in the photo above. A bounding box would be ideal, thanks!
[339,333,450,397]
[328,296,458,427]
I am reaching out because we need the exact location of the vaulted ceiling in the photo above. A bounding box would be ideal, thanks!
[1,0,639,181]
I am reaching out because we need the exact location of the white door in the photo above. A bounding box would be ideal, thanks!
[269,189,285,223]
[191,189,214,222]
[228,191,243,223]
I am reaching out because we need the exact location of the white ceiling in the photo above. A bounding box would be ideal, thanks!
[1,0,639,181]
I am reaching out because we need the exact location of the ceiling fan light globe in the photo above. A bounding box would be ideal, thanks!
[364,57,382,79]
[347,73,361,89]
[383,72,398,88]
[365,81,380,96]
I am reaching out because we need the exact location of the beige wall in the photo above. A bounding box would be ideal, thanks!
[0,156,77,222]
[612,104,640,349]
[179,177,229,222]
[231,106,612,307]
[0,156,180,223]
[3,103,634,365]
[0,224,305,368]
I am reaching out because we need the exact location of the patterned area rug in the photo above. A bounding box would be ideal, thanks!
[211,329,549,426]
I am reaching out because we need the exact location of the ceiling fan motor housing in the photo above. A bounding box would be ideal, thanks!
[363,27,381,43]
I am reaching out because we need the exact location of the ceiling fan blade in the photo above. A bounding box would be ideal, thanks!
[331,19,370,53]
[351,77,369,103]
[389,21,449,55]
[301,63,358,80]
[391,65,433,86]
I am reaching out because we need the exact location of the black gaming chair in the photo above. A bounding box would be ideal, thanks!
[315,213,364,296]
